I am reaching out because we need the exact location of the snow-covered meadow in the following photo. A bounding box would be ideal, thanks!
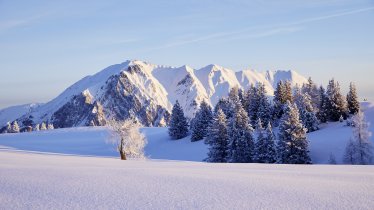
[0,102,374,209]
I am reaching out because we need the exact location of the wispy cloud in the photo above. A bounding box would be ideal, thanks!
[0,12,51,32]
[141,6,374,52]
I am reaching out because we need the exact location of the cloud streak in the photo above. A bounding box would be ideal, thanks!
[142,6,374,52]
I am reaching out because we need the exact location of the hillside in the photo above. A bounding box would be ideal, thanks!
[0,60,307,130]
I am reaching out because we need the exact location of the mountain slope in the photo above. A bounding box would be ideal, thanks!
[0,60,308,130]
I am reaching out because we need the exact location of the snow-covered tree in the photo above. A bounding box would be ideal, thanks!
[302,77,320,112]
[168,100,189,140]
[228,102,255,163]
[293,87,319,132]
[214,98,233,119]
[343,110,373,165]
[5,122,11,133]
[328,153,337,164]
[191,100,213,142]
[33,124,40,131]
[273,80,293,120]
[206,109,229,162]
[256,83,272,127]
[40,122,47,130]
[47,123,54,130]
[347,82,360,115]
[317,86,328,123]
[8,121,20,133]
[255,121,276,163]
[277,102,311,164]
[326,79,348,121]
[107,119,147,160]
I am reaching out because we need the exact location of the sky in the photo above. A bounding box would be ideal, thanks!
[0,0,374,109]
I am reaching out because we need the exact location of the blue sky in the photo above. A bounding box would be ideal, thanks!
[0,0,373,108]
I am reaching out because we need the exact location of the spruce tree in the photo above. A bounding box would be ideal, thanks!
[168,100,189,140]
[228,101,255,163]
[256,83,271,127]
[294,87,319,132]
[302,77,320,112]
[277,102,311,164]
[273,80,293,120]
[317,86,328,123]
[11,121,20,133]
[40,122,47,130]
[347,82,360,115]
[206,109,229,162]
[326,79,348,121]
[246,84,258,125]
[33,124,40,131]
[214,98,233,119]
[191,100,213,142]
[5,122,11,133]
[255,121,276,163]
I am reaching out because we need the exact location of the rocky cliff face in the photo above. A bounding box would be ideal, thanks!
[0,60,308,132]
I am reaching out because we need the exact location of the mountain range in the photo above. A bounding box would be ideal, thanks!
[0,60,308,130]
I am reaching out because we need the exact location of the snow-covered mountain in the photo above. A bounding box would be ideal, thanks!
[0,60,308,130]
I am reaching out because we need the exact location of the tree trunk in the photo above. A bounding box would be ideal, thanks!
[120,151,127,160]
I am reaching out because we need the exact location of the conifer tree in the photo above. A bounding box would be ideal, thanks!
[47,123,54,130]
[10,121,20,133]
[206,109,229,162]
[246,84,258,125]
[33,124,40,131]
[277,102,311,164]
[168,100,189,140]
[256,83,271,127]
[255,121,277,163]
[228,101,255,163]
[5,122,11,133]
[347,82,360,115]
[191,100,213,142]
[326,79,348,121]
[214,98,232,119]
[317,86,328,123]
[273,80,293,120]
[293,87,319,132]
[40,122,47,130]
[302,77,320,111]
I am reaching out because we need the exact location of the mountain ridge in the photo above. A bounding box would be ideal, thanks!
[0,59,308,130]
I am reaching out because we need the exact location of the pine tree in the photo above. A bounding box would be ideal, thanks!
[214,98,233,119]
[206,109,229,162]
[293,87,319,132]
[277,102,311,164]
[256,83,271,127]
[302,77,320,112]
[47,123,54,130]
[317,86,328,123]
[191,100,213,142]
[5,122,11,133]
[10,121,20,133]
[347,82,360,115]
[168,100,189,140]
[326,79,348,121]
[255,121,277,163]
[228,102,255,163]
[246,84,258,125]
[33,124,40,131]
[40,122,47,130]
[273,80,293,120]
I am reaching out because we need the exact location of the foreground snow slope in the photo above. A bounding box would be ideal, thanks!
[0,151,373,210]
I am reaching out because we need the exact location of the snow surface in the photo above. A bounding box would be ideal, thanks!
[1,102,374,163]
[0,151,373,209]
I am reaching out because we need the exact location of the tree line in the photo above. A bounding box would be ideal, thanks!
[168,78,373,164]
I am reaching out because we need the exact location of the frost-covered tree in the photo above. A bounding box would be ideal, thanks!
[9,121,20,133]
[293,87,319,132]
[107,119,147,160]
[326,79,348,121]
[206,109,229,162]
[40,122,47,130]
[47,123,54,130]
[214,98,233,119]
[228,102,255,163]
[191,100,213,142]
[317,86,328,123]
[255,121,276,163]
[5,122,11,133]
[277,102,311,164]
[256,83,272,127]
[343,110,373,165]
[273,80,293,120]
[328,153,337,164]
[347,82,360,115]
[33,124,40,131]
[302,77,320,112]
[168,100,189,140]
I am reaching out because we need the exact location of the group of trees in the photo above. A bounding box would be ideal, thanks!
[168,77,372,165]
[4,121,55,133]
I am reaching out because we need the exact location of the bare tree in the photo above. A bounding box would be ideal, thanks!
[106,119,147,160]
